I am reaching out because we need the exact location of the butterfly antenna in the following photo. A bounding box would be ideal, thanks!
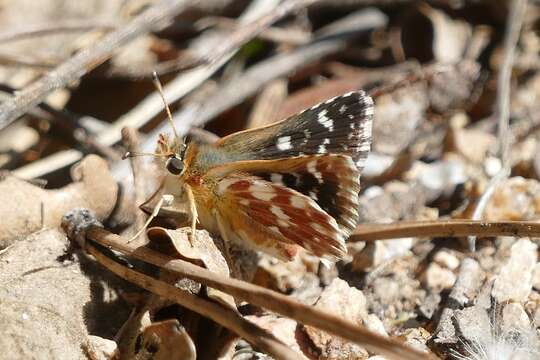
[152,71,181,145]
[122,151,168,160]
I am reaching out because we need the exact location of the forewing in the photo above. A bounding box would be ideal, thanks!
[214,175,347,261]
[216,90,374,172]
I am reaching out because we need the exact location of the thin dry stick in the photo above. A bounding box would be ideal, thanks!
[195,16,310,46]
[85,242,303,360]
[0,0,192,131]
[12,0,298,179]
[84,226,434,360]
[108,0,320,143]
[467,0,527,251]
[155,0,318,73]
[121,127,147,243]
[0,20,118,44]
[246,78,288,129]
[351,219,540,242]
[144,8,387,148]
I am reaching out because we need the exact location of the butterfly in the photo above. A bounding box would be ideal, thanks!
[128,82,374,262]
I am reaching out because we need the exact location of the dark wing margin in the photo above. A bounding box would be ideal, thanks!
[216,90,374,173]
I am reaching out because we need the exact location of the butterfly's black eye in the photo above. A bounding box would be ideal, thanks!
[166,157,183,175]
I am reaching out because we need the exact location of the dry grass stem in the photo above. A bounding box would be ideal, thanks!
[84,226,434,360]
[352,219,540,242]
[85,242,303,360]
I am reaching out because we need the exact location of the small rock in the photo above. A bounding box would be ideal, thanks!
[418,292,441,319]
[451,127,496,164]
[533,307,540,328]
[532,263,540,291]
[502,303,532,332]
[425,263,456,291]
[398,328,430,353]
[84,335,117,360]
[433,250,460,270]
[484,156,502,177]
[406,159,467,202]
[304,279,369,359]
[364,314,388,337]
[372,83,428,156]
[454,306,491,344]
[352,239,414,271]
[492,239,538,303]
[485,177,540,221]
[364,153,395,178]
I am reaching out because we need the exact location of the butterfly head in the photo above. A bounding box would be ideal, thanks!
[122,132,188,177]
[156,133,188,176]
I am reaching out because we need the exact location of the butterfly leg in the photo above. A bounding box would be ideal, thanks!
[215,212,240,279]
[127,194,173,243]
[184,184,198,244]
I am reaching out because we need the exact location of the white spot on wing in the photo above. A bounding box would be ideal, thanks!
[250,185,275,201]
[276,136,292,150]
[290,196,304,208]
[317,109,334,132]
[277,219,290,228]
[317,109,328,123]
[217,178,241,194]
[270,205,289,221]
[307,160,323,180]
[269,226,281,235]
[311,222,328,235]
[270,173,283,184]
[339,104,347,114]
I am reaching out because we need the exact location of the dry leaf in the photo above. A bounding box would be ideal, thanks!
[133,319,196,360]
[146,227,236,310]
[0,154,118,247]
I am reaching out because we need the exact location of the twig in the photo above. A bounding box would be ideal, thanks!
[0,19,118,44]
[77,225,433,360]
[13,149,84,179]
[195,16,310,46]
[246,79,288,129]
[186,127,220,144]
[121,127,147,243]
[84,242,303,360]
[154,0,318,73]
[351,219,540,242]
[0,54,57,69]
[11,6,386,180]
[467,0,527,251]
[0,0,193,132]
[143,7,388,149]
[11,0,285,179]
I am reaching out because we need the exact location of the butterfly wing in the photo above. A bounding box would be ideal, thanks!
[206,154,360,237]
[194,90,373,261]
[216,90,374,173]
[214,174,347,261]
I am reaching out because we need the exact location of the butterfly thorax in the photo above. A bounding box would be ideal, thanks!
[186,142,252,173]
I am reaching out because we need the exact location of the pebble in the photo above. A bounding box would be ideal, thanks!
[492,239,537,303]
[425,263,456,291]
[433,250,460,270]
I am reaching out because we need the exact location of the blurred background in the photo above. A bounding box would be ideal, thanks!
[1,1,540,359]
